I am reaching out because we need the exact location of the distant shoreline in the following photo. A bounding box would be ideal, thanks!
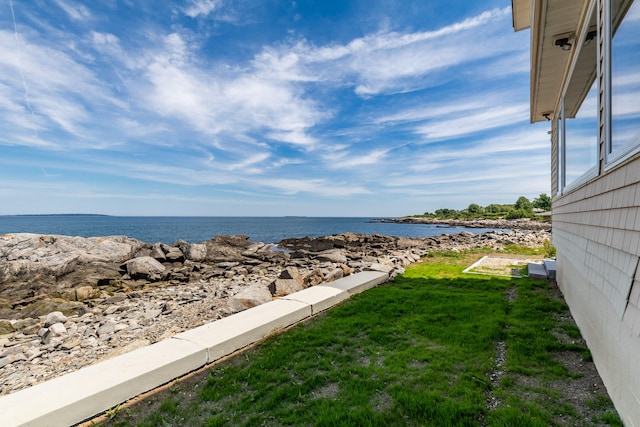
[2,214,111,217]
[381,216,551,230]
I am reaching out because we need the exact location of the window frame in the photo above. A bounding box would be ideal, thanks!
[604,0,640,169]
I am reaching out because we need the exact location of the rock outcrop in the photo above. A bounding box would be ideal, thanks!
[382,217,551,230]
[0,227,550,395]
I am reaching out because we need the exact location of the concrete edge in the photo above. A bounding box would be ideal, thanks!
[320,270,389,294]
[174,298,312,362]
[462,255,488,274]
[280,285,350,315]
[0,271,388,427]
[0,339,207,427]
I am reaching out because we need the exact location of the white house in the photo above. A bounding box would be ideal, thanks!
[512,0,640,424]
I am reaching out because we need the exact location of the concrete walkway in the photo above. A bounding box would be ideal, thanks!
[0,271,388,427]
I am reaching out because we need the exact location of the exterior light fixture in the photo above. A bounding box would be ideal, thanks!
[555,37,572,50]
[553,32,575,51]
[584,29,597,46]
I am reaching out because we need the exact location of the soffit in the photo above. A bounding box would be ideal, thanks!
[512,0,532,30]
[530,0,588,123]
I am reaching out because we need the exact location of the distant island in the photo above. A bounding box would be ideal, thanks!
[4,214,111,217]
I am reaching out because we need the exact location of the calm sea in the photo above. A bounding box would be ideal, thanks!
[0,216,508,245]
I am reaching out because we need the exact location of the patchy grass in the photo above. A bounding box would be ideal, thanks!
[98,251,621,427]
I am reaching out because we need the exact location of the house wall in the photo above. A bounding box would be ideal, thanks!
[552,152,640,425]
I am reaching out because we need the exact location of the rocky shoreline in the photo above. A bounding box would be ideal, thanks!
[0,226,551,396]
[381,217,551,230]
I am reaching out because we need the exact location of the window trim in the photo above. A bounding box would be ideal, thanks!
[604,0,640,170]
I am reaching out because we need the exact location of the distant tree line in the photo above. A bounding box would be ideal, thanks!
[417,194,551,220]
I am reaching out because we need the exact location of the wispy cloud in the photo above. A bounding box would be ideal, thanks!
[183,0,221,18]
[52,0,91,21]
[0,2,551,215]
[416,104,530,140]
[260,178,371,197]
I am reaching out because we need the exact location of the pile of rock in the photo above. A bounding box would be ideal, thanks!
[0,228,550,395]
[384,217,551,230]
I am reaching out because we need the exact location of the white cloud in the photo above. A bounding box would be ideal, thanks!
[224,152,271,173]
[278,7,517,96]
[89,31,122,57]
[260,178,371,197]
[137,32,327,148]
[323,149,389,169]
[0,29,123,147]
[52,0,92,21]
[183,0,221,18]
[416,104,530,140]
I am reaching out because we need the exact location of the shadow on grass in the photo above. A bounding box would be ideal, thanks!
[100,255,621,427]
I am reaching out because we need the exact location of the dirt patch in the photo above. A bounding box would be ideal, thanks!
[499,281,619,426]
[464,255,544,277]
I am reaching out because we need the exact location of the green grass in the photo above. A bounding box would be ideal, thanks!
[101,251,621,427]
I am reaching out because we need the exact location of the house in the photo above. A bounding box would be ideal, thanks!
[512,0,640,424]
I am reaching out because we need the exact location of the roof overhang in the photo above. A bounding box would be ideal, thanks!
[513,0,594,123]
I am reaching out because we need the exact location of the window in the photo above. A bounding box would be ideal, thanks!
[609,0,640,162]
[564,82,599,187]
[558,1,599,191]
[557,117,564,195]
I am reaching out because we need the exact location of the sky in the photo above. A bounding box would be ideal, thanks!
[0,0,552,217]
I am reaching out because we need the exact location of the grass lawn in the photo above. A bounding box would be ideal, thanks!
[97,249,622,426]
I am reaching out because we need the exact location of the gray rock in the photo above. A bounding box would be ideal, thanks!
[0,353,26,369]
[97,322,116,338]
[164,247,184,262]
[144,308,163,320]
[104,306,120,315]
[0,234,143,283]
[0,319,14,335]
[48,323,67,337]
[269,278,304,297]
[149,244,166,261]
[316,249,348,264]
[228,286,272,312]
[324,268,344,282]
[162,301,179,313]
[0,344,25,357]
[365,263,394,273]
[25,347,43,361]
[184,243,207,262]
[44,311,68,328]
[303,268,324,287]
[123,256,166,281]
[60,337,81,351]
[279,267,304,285]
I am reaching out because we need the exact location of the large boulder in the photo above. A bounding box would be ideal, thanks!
[122,256,166,281]
[269,278,304,297]
[0,234,143,284]
[186,243,208,262]
[316,249,348,264]
[227,285,272,312]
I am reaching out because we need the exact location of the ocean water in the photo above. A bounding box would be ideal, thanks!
[0,216,509,245]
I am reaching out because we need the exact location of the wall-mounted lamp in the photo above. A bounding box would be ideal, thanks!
[553,32,575,51]
[555,38,572,50]
[584,29,597,46]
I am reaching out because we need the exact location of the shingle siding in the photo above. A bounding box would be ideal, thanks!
[553,154,640,424]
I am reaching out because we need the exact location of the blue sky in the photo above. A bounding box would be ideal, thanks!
[1,0,551,216]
